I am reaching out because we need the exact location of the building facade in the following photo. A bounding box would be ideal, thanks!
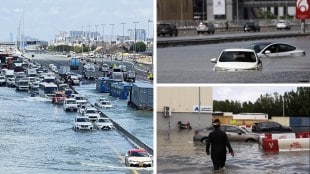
[157,87,213,130]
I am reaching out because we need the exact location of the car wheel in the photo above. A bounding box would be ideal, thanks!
[201,137,208,143]
[246,139,256,143]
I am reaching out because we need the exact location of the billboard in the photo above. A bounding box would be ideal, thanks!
[296,0,310,19]
[213,0,226,15]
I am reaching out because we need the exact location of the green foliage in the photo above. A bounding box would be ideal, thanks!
[213,87,310,117]
[48,45,89,53]
[130,42,146,52]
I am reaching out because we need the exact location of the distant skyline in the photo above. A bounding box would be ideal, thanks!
[0,0,153,42]
[213,86,298,103]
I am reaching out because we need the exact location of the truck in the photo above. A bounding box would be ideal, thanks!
[15,78,30,91]
[128,82,153,110]
[111,67,123,82]
[26,68,37,77]
[83,63,96,80]
[59,66,70,77]
[70,57,80,70]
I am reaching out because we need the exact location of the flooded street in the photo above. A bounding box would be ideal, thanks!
[0,86,153,174]
[157,130,310,174]
[157,36,310,83]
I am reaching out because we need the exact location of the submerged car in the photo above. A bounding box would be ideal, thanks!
[196,21,215,34]
[125,148,152,167]
[95,118,114,130]
[210,48,262,71]
[157,23,178,37]
[276,20,290,30]
[252,121,292,133]
[244,22,260,32]
[245,42,306,58]
[193,124,259,142]
[82,107,100,121]
[73,116,93,131]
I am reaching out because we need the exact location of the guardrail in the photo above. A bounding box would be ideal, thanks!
[157,32,310,48]
[98,110,153,155]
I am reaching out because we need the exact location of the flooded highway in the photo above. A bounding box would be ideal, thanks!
[157,130,310,174]
[0,85,152,173]
[157,36,310,83]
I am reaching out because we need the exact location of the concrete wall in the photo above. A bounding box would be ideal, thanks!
[157,86,213,113]
[157,112,212,130]
[271,116,290,126]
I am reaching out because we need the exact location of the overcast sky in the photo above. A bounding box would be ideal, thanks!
[213,86,298,103]
[0,0,153,42]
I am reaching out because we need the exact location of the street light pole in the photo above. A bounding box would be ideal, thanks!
[121,23,126,62]
[81,25,84,56]
[88,25,91,54]
[110,24,115,45]
[148,19,152,42]
[133,21,139,56]
[101,24,105,42]
[95,24,99,45]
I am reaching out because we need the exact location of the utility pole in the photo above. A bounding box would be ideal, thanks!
[95,24,99,46]
[101,24,105,42]
[88,25,91,54]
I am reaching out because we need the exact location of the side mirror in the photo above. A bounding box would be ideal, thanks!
[264,50,271,54]
[210,58,217,63]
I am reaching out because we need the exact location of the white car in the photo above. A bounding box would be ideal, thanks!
[95,100,113,109]
[210,48,262,71]
[63,98,78,112]
[95,118,114,130]
[125,148,152,167]
[246,42,306,58]
[73,116,93,131]
[82,107,100,121]
[74,94,87,107]
[276,20,290,30]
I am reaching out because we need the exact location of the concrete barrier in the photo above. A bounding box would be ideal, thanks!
[260,132,310,152]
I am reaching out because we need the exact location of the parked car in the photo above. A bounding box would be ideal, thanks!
[95,118,114,130]
[193,124,259,143]
[73,116,93,131]
[124,148,152,167]
[245,42,306,58]
[252,121,292,133]
[157,23,178,37]
[210,48,262,71]
[244,22,260,32]
[196,21,215,34]
[276,20,290,30]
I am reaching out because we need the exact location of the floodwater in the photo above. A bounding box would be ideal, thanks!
[0,85,153,174]
[157,36,310,83]
[157,130,310,174]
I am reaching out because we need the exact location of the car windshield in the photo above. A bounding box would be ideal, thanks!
[130,151,149,157]
[77,118,87,122]
[99,119,110,123]
[246,43,271,53]
[219,51,256,62]
[86,109,97,113]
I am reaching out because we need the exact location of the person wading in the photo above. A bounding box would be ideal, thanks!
[206,119,234,172]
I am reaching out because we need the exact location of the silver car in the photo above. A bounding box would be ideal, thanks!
[246,42,306,58]
[193,124,259,142]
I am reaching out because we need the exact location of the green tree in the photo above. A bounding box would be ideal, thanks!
[130,42,146,52]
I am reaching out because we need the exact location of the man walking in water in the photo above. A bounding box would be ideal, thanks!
[206,119,234,172]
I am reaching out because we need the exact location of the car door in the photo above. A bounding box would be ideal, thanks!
[224,126,244,141]
[263,44,281,57]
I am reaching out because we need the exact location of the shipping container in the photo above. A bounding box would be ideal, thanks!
[96,77,113,93]
[129,82,153,110]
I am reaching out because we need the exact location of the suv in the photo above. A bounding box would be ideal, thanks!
[196,22,215,34]
[63,98,78,112]
[244,22,260,32]
[157,23,178,37]
[193,124,259,142]
[73,116,93,131]
[252,121,292,133]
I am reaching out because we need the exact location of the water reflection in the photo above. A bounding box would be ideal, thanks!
[157,130,310,174]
